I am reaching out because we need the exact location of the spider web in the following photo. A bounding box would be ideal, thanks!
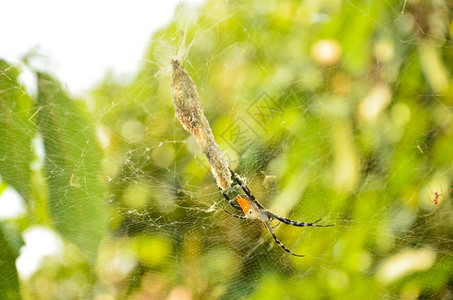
[1,0,453,299]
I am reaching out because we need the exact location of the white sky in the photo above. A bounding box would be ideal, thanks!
[0,0,193,95]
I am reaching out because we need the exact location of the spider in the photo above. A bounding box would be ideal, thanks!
[433,188,453,205]
[426,187,453,216]
[222,168,333,257]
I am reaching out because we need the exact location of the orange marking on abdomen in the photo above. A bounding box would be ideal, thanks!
[237,196,252,215]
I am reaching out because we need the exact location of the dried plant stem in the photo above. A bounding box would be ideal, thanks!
[171,59,232,190]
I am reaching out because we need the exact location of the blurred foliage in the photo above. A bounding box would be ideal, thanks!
[1,0,453,299]
[0,228,20,300]
[36,73,109,262]
[0,60,34,203]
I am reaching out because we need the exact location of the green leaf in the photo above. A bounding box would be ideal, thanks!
[0,60,34,202]
[0,227,21,300]
[36,72,108,262]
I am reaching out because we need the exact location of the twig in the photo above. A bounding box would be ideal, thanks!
[171,59,232,191]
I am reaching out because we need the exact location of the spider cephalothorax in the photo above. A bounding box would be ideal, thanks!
[223,168,333,257]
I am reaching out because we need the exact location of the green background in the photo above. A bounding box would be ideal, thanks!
[1,0,453,299]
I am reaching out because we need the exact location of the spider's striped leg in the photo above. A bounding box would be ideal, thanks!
[223,209,248,220]
[221,189,242,210]
[263,222,304,257]
[229,168,256,200]
[267,212,334,227]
